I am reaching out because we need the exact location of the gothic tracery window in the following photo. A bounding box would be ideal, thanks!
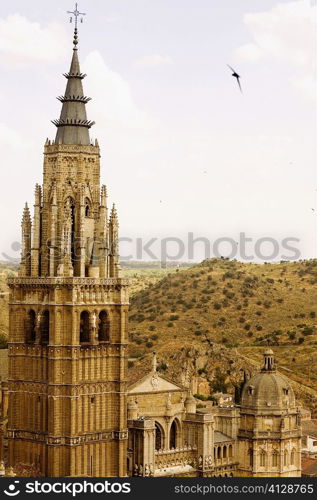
[260,450,266,467]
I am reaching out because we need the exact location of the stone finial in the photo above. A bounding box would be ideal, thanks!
[110,203,118,223]
[34,184,42,205]
[101,185,107,207]
[22,203,31,223]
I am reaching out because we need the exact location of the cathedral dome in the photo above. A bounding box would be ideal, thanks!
[241,350,295,411]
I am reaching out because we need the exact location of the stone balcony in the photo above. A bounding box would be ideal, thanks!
[154,446,197,477]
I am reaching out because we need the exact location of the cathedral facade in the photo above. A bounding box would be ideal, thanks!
[0,24,303,478]
[126,350,301,477]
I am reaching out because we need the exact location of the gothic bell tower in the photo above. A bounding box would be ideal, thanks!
[7,14,129,477]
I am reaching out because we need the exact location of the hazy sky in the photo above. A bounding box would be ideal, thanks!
[1,0,317,262]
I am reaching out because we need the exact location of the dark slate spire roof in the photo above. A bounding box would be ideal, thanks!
[52,28,94,145]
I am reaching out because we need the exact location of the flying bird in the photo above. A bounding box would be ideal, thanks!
[228,65,242,93]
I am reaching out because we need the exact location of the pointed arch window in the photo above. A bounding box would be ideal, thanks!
[85,198,91,217]
[272,450,278,467]
[169,419,179,449]
[40,310,50,345]
[98,310,110,342]
[80,311,90,343]
[284,449,288,467]
[155,422,164,451]
[26,309,36,343]
[290,449,295,465]
[248,448,253,467]
[260,450,266,467]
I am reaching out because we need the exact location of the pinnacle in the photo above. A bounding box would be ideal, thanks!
[110,203,118,221]
[22,203,31,223]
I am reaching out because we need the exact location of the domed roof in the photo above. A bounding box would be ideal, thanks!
[241,350,296,411]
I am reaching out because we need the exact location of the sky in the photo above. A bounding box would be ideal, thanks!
[1,0,317,262]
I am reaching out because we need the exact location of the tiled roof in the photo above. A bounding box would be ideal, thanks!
[214,431,234,443]
[302,457,317,477]
[302,420,317,438]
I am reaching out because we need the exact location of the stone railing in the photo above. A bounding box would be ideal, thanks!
[155,446,197,470]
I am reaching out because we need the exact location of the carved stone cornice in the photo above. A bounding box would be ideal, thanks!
[7,277,130,288]
[6,429,128,445]
[44,143,100,155]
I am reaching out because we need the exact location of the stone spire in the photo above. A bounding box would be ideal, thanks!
[52,25,94,145]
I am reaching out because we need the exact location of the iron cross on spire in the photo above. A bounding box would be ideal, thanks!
[67,3,86,29]
[67,3,86,47]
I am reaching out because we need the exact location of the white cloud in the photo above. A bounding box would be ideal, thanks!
[236,0,317,66]
[0,122,27,148]
[134,54,173,68]
[235,43,264,63]
[0,14,67,67]
[235,0,317,104]
[84,50,151,129]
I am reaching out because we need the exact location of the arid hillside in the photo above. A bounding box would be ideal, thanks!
[128,258,317,414]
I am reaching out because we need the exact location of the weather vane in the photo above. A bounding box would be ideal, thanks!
[67,3,86,47]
